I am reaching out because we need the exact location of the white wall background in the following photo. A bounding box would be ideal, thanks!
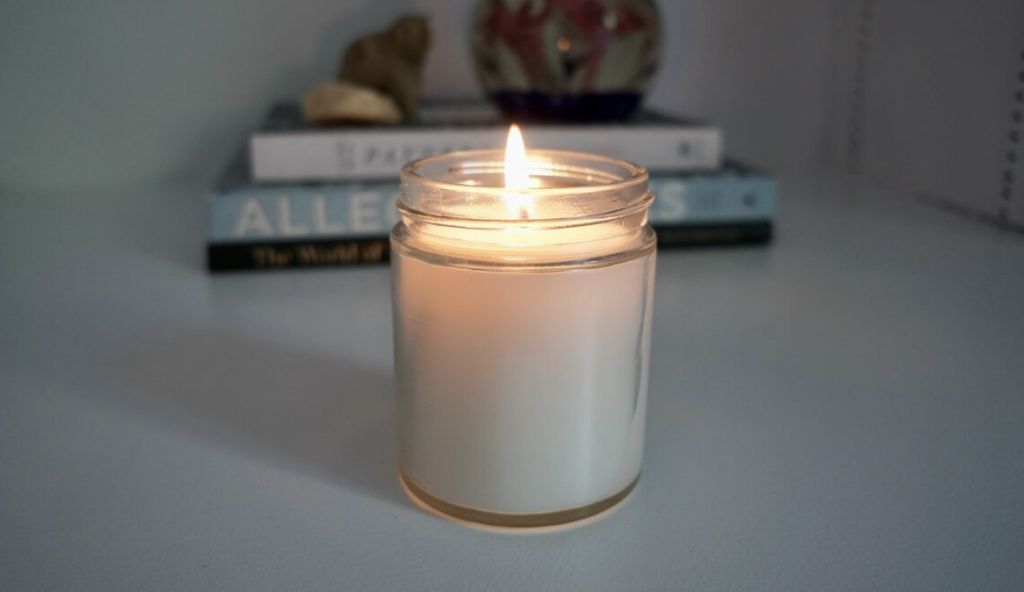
[822,0,1024,230]
[0,0,832,194]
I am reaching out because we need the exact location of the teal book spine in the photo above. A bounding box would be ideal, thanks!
[209,166,777,244]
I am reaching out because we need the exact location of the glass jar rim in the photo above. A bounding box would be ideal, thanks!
[398,148,651,224]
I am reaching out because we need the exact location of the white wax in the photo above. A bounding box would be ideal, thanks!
[393,251,655,514]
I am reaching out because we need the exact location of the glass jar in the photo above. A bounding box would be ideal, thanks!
[391,149,656,529]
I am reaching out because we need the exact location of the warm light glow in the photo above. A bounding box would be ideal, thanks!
[504,125,533,219]
[504,125,530,189]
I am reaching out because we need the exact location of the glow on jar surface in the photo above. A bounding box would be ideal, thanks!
[391,132,655,525]
[393,250,654,514]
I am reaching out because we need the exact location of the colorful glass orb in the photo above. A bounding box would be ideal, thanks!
[471,0,662,122]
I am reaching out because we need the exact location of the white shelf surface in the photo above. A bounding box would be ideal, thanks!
[2,173,1023,591]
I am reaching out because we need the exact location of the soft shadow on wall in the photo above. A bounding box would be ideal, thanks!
[646,0,834,174]
[0,0,423,193]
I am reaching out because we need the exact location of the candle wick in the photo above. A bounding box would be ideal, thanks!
[518,207,529,220]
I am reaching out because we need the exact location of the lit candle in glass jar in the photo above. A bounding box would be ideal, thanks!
[391,127,656,529]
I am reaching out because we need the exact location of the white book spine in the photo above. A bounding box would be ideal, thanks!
[250,126,722,182]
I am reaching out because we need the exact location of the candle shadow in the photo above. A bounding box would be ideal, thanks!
[104,327,403,507]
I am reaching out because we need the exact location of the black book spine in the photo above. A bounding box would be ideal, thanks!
[208,237,390,272]
[654,221,773,247]
[207,222,773,272]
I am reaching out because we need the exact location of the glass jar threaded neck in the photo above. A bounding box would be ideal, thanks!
[393,149,656,270]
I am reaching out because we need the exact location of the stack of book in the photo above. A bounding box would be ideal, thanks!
[208,101,777,271]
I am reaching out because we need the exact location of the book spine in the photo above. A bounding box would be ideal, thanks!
[209,183,401,244]
[207,221,772,272]
[655,221,773,247]
[208,237,390,272]
[250,126,722,182]
[647,175,777,225]
[209,174,776,243]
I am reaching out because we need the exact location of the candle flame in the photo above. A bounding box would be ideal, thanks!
[504,125,533,219]
[504,125,529,189]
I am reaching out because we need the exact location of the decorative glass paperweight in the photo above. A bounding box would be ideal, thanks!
[471,0,662,122]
